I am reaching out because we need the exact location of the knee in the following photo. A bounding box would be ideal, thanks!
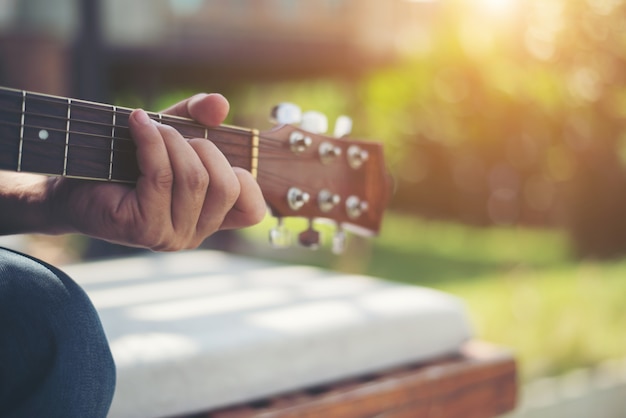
[0,249,115,416]
[0,251,104,345]
[0,248,75,306]
[0,247,114,359]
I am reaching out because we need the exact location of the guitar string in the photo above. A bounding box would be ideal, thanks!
[3,139,316,188]
[0,110,289,151]
[2,95,355,166]
[11,140,315,185]
[5,142,354,214]
[1,96,310,147]
[0,120,313,162]
[1,120,352,191]
[7,133,298,163]
[1,94,356,194]
[13,151,315,192]
[3,147,319,195]
[4,91,354,155]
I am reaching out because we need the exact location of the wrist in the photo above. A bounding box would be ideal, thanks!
[43,176,78,235]
[0,173,69,236]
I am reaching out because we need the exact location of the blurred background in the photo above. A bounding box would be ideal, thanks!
[2,0,626,400]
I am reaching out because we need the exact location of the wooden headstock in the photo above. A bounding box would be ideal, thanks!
[256,121,391,251]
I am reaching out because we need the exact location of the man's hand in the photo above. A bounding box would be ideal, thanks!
[44,93,266,250]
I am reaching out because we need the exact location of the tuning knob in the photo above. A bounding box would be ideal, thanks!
[287,187,310,211]
[290,131,313,154]
[319,142,342,164]
[269,218,291,248]
[347,145,369,169]
[346,195,369,219]
[334,115,353,138]
[271,103,302,125]
[301,111,328,134]
[332,227,347,254]
[318,189,341,212]
[298,220,320,249]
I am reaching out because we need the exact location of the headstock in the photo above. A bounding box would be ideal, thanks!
[257,103,391,253]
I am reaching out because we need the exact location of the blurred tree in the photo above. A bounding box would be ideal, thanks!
[356,0,626,258]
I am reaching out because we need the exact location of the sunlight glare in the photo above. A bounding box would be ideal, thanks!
[477,0,519,16]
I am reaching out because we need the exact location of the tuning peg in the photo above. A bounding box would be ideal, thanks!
[334,115,353,138]
[347,145,370,169]
[287,187,310,211]
[318,189,341,212]
[269,218,291,248]
[298,220,321,249]
[332,226,347,254]
[271,103,302,125]
[301,111,328,134]
[346,195,369,219]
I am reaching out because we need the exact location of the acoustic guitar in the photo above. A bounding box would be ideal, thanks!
[0,87,390,252]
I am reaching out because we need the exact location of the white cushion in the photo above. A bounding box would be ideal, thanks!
[65,250,473,418]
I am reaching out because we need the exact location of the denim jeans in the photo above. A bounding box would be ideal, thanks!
[0,247,116,417]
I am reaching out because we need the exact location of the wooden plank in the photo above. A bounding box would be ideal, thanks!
[195,342,517,418]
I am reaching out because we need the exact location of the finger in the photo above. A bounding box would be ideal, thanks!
[156,124,209,237]
[128,109,173,221]
[187,138,241,237]
[161,93,230,126]
[220,168,266,230]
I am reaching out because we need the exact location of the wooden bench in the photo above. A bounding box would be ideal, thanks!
[64,250,516,418]
[205,342,516,418]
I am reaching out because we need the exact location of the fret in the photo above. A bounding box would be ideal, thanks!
[21,92,67,176]
[251,129,259,179]
[18,91,25,171]
[0,89,24,172]
[113,108,131,141]
[69,100,116,134]
[159,114,254,170]
[110,110,138,182]
[66,101,117,180]
[205,126,254,170]
[64,98,71,176]
[110,106,116,181]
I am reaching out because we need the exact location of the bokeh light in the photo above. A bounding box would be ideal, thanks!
[476,0,519,16]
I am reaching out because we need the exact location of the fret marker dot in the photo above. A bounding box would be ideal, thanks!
[38,130,49,141]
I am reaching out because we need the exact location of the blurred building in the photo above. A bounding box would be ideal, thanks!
[0,0,436,102]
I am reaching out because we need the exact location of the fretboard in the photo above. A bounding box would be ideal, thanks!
[0,87,257,183]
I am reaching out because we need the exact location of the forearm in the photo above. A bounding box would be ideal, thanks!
[0,172,62,235]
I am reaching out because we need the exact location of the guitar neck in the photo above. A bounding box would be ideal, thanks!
[0,86,390,237]
[0,87,257,183]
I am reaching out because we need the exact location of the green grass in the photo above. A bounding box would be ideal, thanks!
[239,212,626,381]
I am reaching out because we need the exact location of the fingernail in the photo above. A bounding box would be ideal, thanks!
[134,109,152,126]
